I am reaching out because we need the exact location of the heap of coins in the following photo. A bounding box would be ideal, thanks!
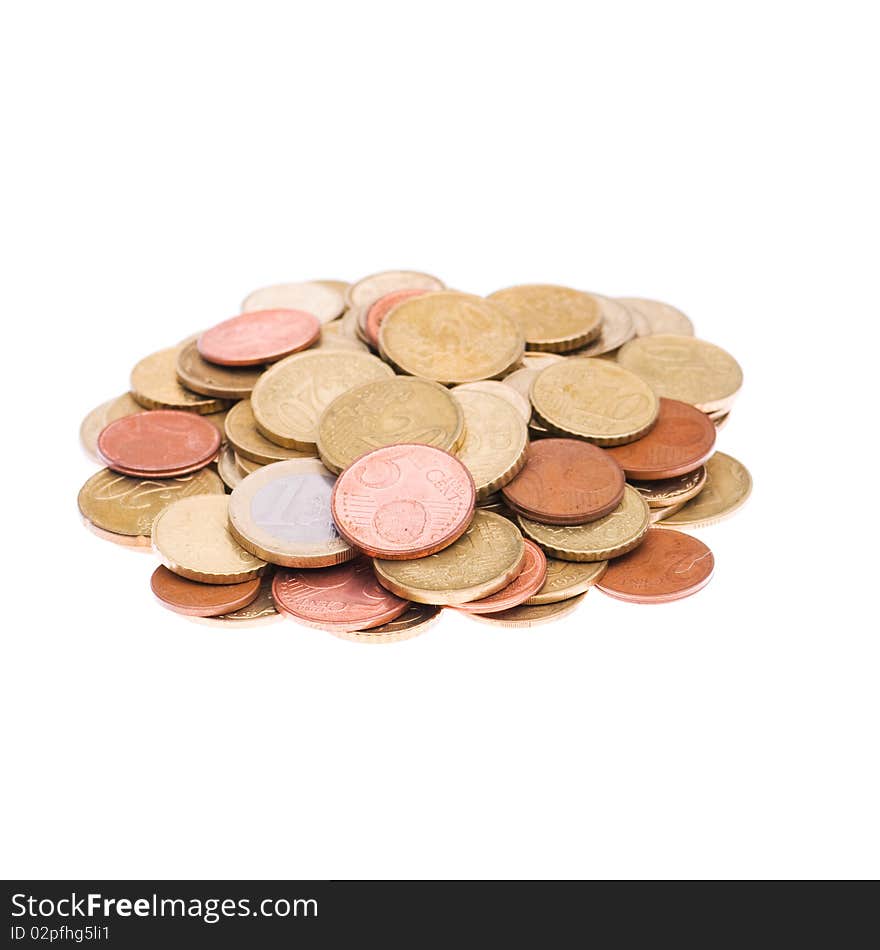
[78,273,752,641]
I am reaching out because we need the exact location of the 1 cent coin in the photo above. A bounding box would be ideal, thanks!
[456,540,546,614]
[272,558,410,632]
[198,309,321,366]
[150,565,262,617]
[97,410,221,477]
[501,439,625,525]
[605,398,716,479]
[331,443,475,559]
[597,528,714,603]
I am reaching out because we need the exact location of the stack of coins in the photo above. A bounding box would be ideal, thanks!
[78,273,751,638]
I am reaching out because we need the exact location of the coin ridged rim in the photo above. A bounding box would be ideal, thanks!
[655,453,752,529]
[130,347,229,415]
[377,292,525,385]
[227,459,356,568]
[320,604,442,644]
[372,511,525,605]
[524,560,608,605]
[151,495,267,584]
[487,284,603,352]
[529,360,660,446]
[223,400,316,465]
[316,377,466,475]
[517,485,650,562]
[175,341,265,398]
[451,389,529,500]
[463,592,587,627]
[631,466,708,508]
[251,350,395,450]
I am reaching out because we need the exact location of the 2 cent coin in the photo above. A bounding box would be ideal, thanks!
[150,565,262,617]
[198,309,321,366]
[97,410,221,477]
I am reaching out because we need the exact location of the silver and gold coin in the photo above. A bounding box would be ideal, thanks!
[373,510,524,605]
[151,494,266,584]
[228,458,355,568]
[518,485,650,562]
[530,358,659,445]
[379,292,524,384]
[317,377,465,475]
[658,451,752,528]
[251,350,394,450]
[450,389,528,499]
[617,334,742,413]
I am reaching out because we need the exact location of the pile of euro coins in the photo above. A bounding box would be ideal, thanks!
[78,272,751,641]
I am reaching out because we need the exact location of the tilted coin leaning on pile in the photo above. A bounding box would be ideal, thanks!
[78,273,751,639]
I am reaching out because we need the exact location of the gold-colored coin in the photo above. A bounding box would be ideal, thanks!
[317,377,465,475]
[79,392,144,460]
[228,458,354,568]
[175,341,265,398]
[315,320,370,352]
[649,500,687,523]
[525,559,607,604]
[630,466,708,508]
[130,346,228,414]
[81,518,154,551]
[78,467,225,537]
[452,380,531,423]
[234,452,264,475]
[224,400,316,465]
[346,269,445,308]
[464,592,586,627]
[323,603,442,644]
[190,571,282,627]
[618,297,694,337]
[518,485,650,561]
[617,334,742,413]
[240,280,346,323]
[530,358,659,445]
[450,389,528,499]
[152,494,266,584]
[521,352,565,371]
[487,284,602,352]
[251,350,394,450]
[568,296,636,357]
[379,292,524,385]
[373,510,524,605]
[217,444,244,490]
[658,451,752,528]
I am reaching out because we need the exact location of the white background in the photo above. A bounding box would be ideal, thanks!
[2,2,877,879]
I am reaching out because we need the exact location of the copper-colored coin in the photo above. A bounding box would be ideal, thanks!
[364,288,429,346]
[605,398,716,480]
[597,528,714,603]
[272,558,409,632]
[175,341,265,398]
[323,602,441,644]
[457,540,546,614]
[331,443,475,560]
[501,438,625,525]
[150,565,261,618]
[97,410,221,477]
[464,592,587,628]
[198,309,321,366]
